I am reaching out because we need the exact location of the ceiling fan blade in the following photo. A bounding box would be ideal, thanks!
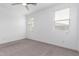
[11,3,37,6]
[27,3,37,6]
[25,5,29,10]
[11,3,22,5]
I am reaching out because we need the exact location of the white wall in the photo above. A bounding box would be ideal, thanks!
[26,3,78,51]
[0,4,26,44]
[77,4,79,51]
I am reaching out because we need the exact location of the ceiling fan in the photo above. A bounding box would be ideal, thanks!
[11,3,37,10]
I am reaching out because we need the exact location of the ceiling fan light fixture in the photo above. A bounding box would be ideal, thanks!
[22,3,27,6]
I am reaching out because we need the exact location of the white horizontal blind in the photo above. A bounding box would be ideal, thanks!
[55,8,70,21]
[55,8,70,30]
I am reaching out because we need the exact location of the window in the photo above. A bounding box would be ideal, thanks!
[28,17,35,31]
[55,8,70,30]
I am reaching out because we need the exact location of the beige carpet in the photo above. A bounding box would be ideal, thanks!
[0,38,79,56]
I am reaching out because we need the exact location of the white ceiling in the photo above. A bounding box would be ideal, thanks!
[25,3,57,15]
[0,3,57,15]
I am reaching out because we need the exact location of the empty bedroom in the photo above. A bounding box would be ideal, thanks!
[0,3,79,56]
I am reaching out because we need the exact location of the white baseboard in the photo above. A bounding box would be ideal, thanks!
[26,37,79,52]
[0,35,26,44]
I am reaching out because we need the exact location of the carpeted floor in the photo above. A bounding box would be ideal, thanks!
[0,38,79,56]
